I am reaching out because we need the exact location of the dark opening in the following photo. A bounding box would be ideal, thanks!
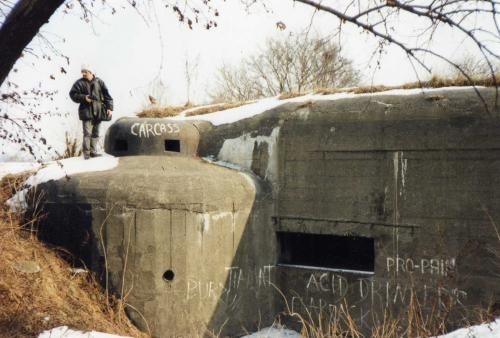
[114,139,128,152]
[277,232,374,272]
[163,269,175,281]
[165,139,181,152]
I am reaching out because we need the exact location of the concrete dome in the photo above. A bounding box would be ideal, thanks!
[38,156,275,337]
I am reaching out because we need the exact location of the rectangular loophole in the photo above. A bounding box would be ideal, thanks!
[114,139,128,152]
[165,139,180,152]
[277,232,374,273]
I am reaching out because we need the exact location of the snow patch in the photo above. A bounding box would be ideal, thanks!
[38,326,131,338]
[175,86,477,126]
[432,319,500,338]
[0,162,41,181]
[217,127,280,184]
[173,97,283,125]
[203,156,246,171]
[242,325,302,338]
[7,155,119,209]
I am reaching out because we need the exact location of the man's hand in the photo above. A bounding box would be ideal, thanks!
[85,95,92,103]
[107,109,113,117]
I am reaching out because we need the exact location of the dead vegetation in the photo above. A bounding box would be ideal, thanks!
[278,92,303,100]
[58,132,82,159]
[137,102,194,118]
[313,74,500,96]
[138,74,499,119]
[273,287,493,338]
[0,173,147,337]
[137,101,251,118]
[184,101,251,117]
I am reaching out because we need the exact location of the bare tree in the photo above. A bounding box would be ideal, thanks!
[210,63,263,102]
[2,0,499,92]
[211,33,360,101]
[0,0,220,159]
[144,77,171,108]
[291,0,500,109]
[449,54,496,79]
[0,0,65,86]
[184,53,200,104]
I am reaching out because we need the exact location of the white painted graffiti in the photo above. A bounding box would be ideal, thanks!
[304,271,467,308]
[185,265,275,302]
[130,122,180,138]
[386,256,456,276]
[225,265,275,290]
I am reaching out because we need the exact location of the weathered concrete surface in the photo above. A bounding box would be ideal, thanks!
[105,118,211,156]
[37,87,500,336]
[199,88,500,330]
[37,156,276,337]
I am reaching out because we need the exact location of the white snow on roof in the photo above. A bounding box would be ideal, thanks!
[172,97,283,125]
[242,325,302,338]
[174,86,480,126]
[432,319,500,338]
[6,155,119,209]
[38,326,131,338]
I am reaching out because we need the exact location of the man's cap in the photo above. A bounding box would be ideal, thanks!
[81,64,93,73]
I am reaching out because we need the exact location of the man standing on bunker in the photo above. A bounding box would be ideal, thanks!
[69,64,113,159]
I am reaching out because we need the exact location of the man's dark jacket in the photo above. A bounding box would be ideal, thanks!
[69,77,113,121]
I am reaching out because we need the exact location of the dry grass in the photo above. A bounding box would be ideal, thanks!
[139,74,499,119]
[278,92,303,100]
[184,101,251,117]
[0,173,147,337]
[273,275,494,338]
[137,102,194,118]
[314,74,500,96]
[59,132,82,159]
[137,101,252,118]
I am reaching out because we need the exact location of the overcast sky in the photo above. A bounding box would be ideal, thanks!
[0,0,497,160]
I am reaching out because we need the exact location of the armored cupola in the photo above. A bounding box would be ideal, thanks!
[104,117,208,156]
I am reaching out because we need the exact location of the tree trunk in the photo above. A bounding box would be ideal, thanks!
[0,0,64,87]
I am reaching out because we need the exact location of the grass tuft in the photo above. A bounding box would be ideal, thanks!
[278,92,303,100]
[0,173,146,337]
[137,102,194,118]
[137,101,252,119]
[315,74,500,96]
[59,132,82,159]
[184,101,251,117]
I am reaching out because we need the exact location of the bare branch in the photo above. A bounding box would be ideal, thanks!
[293,0,500,112]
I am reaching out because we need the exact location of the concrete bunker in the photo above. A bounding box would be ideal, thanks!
[37,118,276,337]
[105,118,206,156]
[36,88,500,337]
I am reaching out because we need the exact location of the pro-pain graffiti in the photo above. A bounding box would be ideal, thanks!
[386,256,456,276]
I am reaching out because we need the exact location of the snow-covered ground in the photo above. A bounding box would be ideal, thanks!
[241,325,302,338]
[6,155,119,209]
[38,326,131,338]
[37,319,500,338]
[0,162,41,181]
[433,318,500,338]
[239,319,500,338]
